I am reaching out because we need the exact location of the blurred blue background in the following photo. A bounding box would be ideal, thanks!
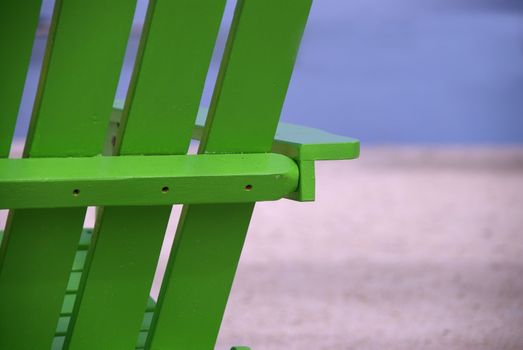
[284,0,523,144]
[14,0,523,145]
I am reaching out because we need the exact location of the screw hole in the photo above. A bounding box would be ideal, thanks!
[72,189,80,196]
[244,184,253,191]
[162,186,169,193]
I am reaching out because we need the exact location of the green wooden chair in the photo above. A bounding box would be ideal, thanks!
[0,0,359,349]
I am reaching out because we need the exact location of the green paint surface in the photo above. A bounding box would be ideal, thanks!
[0,0,359,348]
[147,1,313,349]
[0,0,136,349]
[0,0,42,157]
[118,0,227,156]
[67,1,227,349]
[0,154,299,209]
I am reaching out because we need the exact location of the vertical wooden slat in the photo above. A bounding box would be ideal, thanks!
[66,1,226,348]
[0,0,42,157]
[147,1,313,349]
[0,0,136,348]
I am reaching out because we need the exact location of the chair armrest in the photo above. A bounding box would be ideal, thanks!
[194,108,360,161]
[111,101,359,162]
[194,107,359,201]
[112,101,360,202]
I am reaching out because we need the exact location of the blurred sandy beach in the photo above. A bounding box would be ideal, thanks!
[213,147,523,350]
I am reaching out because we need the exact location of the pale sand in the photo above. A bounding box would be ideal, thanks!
[1,147,522,349]
[213,147,523,350]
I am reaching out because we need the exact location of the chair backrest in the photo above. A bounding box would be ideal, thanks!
[0,0,314,349]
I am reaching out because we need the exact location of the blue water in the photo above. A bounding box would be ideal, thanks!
[14,0,523,144]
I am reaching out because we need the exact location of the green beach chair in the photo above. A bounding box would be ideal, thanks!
[0,0,359,349]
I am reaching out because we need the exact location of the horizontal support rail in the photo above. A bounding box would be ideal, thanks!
[0,153,299,209]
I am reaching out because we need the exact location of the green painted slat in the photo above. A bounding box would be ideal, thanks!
[149,203,256,349]
[66,271,82,293]
[24,1,136,158]
[56,316,70,335]
[66,1,226,349]
[78,229,93,249]
[0,208,86,347]
[52,227,157,346]
[66,206,171,349]
[0,0,136,348]
[61,294,76,315]
[147,1,313,349]
[136,331,148,349]
[117,0,227,156]
[71,250,87,272]
[52,336,66,350]
[141,311,154,331]
[198,0,311,155]
[0,0,42,157]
